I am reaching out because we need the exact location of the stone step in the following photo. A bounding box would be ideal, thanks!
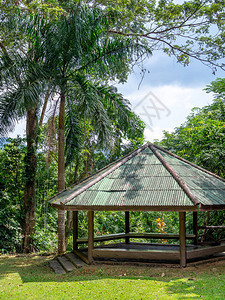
[57,255,76,272]
[65,252,86,268]
[49,259,66,275]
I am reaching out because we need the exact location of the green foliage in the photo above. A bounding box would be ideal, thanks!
[0,136,59,253]
[92,0,225,71]
[0,138,25,252]
[1,0,225,253]
[1,2,148,252]
[205,78,225,100]
[32,209,58,253]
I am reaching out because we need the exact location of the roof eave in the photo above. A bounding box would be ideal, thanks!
[51,203,199,212]
[199,204,225,211]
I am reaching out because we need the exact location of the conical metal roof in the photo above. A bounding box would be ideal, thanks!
[49,143,225,211]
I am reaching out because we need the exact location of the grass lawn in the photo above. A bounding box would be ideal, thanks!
[0,255,225,300]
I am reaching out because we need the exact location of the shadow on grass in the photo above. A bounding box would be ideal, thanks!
[0,255,225,299]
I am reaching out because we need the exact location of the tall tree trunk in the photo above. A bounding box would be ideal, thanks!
[58,90,66,255]
[23,108,38,252]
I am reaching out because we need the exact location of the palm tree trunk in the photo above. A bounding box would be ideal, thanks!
[23,108,38,252]
[58,90,66,255]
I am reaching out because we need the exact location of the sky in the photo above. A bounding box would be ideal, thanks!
[116,52,224,141]
[9,51,224,141]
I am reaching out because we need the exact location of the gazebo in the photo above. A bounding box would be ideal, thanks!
[50,143,225,267]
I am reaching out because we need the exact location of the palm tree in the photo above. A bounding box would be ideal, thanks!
[42,4,151,254]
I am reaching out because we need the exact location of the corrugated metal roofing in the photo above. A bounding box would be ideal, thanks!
[158,149,225,206]
[49,143,225,211]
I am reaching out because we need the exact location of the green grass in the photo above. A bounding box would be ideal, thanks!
[0,255,225,299]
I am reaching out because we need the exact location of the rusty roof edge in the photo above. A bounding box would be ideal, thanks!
[153,143,225,183]
[149,143,200,206]
[60,143,150,205]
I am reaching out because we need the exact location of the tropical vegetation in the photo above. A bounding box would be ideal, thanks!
[1,78,224,253]
[0,1,225,253]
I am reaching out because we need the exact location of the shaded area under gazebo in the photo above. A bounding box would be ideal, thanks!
[49,143,225,267]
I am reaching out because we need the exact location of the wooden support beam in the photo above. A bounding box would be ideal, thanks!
[88,211,94,264]
[58,209,66,255]
[198,226,225,229]
[179,212,187,267]
[125,211,130,244]
[193,212,198,245]
[73,211,78,251]
[73,250,89,265]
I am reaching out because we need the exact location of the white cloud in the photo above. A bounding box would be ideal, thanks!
[8,118,26,138]
[122,83,213,141]
[144,126,174,142]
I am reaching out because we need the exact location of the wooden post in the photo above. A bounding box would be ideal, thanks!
[58,209,66,255]
[73,211,78,251]
[125,211,130,244]
[179,212,187,267]
[88,211,94,264]
[193,212,198,245]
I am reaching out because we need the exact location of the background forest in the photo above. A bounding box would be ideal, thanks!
[1,77,224,254]
[0,0,225,254]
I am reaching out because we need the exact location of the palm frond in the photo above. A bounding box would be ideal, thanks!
[70,73,112,146]
[0,50,47,135]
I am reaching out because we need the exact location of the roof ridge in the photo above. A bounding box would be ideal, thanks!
[153,144,225,183]
[60,143,150,205]
[149,143,200,206]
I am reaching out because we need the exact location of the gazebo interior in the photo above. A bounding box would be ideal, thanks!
[50,143,225,267]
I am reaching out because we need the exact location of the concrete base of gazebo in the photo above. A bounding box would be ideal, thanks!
[50,241,225,274]
[82,242,225,264]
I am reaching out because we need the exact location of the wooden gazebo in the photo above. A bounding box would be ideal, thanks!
[50,143,225,267]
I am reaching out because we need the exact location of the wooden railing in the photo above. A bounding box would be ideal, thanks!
[76,232,196,244]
